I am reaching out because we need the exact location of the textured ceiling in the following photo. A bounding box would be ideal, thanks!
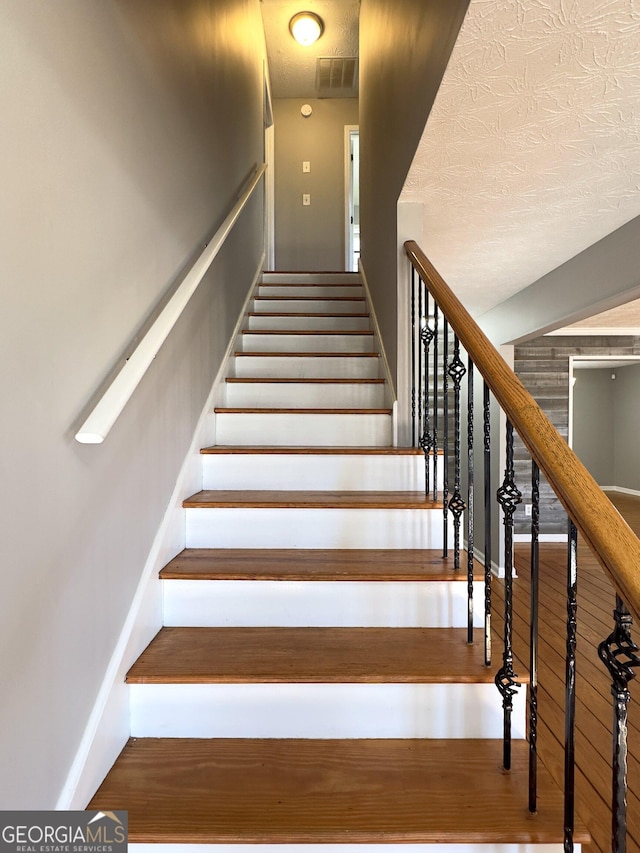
[553,295,640,333]
[400,0,640,317]
[261,0,359,98]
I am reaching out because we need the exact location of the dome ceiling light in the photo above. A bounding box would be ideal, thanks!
[289,12,324,47]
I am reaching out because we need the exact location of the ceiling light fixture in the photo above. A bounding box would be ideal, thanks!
[289,12,324,46]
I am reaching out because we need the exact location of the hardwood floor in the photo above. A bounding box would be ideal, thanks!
[494,490,640,853]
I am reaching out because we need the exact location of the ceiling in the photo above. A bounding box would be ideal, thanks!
[550,295,640,335]
[400,0,640,319]
[260,0,359,98]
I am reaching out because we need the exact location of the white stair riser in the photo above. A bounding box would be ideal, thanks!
[253,299,366,314]
[163,578,478,628]
[262,273,361,284]
[185,507,444,548]
[233,355,380,379]
[132,844,572,852]
[130,683,526,740]
[241,333,374,353]
[202,454,436,491]
[248,314,371,331]
[214,413,392,446]
[258,285,363,298]
[223,382,387,409]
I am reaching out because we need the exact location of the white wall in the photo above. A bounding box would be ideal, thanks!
[0,0,265,807]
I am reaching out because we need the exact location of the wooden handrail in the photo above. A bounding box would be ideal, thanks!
[405,239,640,623]
[75,164,266,445]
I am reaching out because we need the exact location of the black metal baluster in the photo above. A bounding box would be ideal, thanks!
[410,267,416,446]
[419,289,434,495]
[447,336,466,570]
[598,596,640,853]
[466,357,474,644]
[442,319,450,557]
[529,460,540,813]
[564,519,578,852]
[432,303,439,503]
[483,381,492,666]
[495,420,522,770]
[417,277,423,453]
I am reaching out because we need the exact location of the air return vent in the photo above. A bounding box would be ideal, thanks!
[316,57,359,95]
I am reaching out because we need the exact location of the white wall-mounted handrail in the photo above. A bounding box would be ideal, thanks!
[75,164,266,444]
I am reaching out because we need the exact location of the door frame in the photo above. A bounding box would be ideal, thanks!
[344,125,359,272]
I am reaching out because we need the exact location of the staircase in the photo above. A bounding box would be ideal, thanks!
[89,272,585,850]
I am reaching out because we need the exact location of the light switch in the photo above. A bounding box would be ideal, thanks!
[302,194,311,206]
[303,161,311,173]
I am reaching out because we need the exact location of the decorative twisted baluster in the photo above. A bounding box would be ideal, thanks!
[564,520,578,852]
[410,268,416,446]
[417,276,423,449]
[432,303,439,503]
[598,595,640,853]
[529,461,540,813]
[466,357,474,643]
[483,381,492,666]
[495,420,522,770]
[419,288,435,495]
[442,318,450,557]
[447,336,466,570]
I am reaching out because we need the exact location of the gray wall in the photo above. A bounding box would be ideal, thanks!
[573,370,615,486]
[574,364,640,491]
[513,336,640,533]
[359,0,470,383]
[273,98,358,271]
[479,216,640,346]
[613,365,640,491]
[0,0,265,807]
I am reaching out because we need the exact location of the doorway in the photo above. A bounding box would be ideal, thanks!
[344,126,359,272]
[569,355,640,492]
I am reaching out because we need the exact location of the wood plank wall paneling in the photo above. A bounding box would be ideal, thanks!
[513,335,640,534]
[492,490,640,853]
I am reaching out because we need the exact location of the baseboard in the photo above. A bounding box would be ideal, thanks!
[359,260,398,436]
[602,485,640,498]
[472,545,505,579]
[58,254,265,809]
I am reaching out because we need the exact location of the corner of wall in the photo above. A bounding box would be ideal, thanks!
[396,202,424,446]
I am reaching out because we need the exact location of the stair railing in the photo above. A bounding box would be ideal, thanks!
[75,164,266,445]
[405,239,640,853]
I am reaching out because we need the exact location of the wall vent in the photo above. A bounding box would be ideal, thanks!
[316,57,359,95]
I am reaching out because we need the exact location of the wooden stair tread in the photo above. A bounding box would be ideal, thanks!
[255,295,366,301]
[242,329,373,335]
[213,407,392,414]
[234,351,379,357]
[183,490,442,509]
[201,446,429,455]
[258,281,362,287]
[247,311,369,317]
[88,738,588,844]
[127,627,499,684]
[225,377,385,384]
[160,548,482,581]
